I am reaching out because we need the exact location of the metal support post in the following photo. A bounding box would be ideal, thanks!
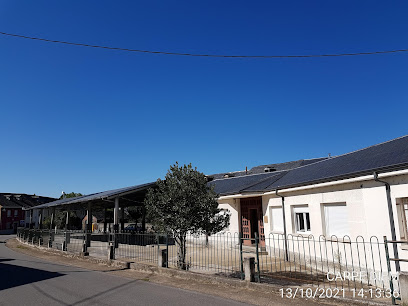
[103,207,107,233]
[114,198,119,248]
[240,232,244,280]
[121,207,125,232]
[255,232,261,283]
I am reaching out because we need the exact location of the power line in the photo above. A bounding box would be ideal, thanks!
[1,31,407,59]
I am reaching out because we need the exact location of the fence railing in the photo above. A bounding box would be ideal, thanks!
[16,228,401,301]
[261,234,394,291]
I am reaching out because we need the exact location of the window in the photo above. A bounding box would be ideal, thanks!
[397,198,408,240]
[270,207,284,232]
[7,210,11,217]
[323,203,349,237]
[14,210,18,217]
[293,206,311,233]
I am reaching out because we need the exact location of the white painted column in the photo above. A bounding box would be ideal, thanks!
[87,202,92,231]
[113,198,120,249]
[86,202,92,247]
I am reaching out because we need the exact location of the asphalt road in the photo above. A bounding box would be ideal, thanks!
[0,235,247,306]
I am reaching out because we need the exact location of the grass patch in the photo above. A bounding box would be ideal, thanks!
[16,245,29,250]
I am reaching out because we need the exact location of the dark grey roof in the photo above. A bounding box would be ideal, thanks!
[0,194,56,209]
[249,158,327,174]
[208,158,327,180]
[29,182,156,210]
[26,135,408,206]
[30,196,84,210]
[240,171,288,192]
[209,135,408,195]
[209,171,286,196]
[263,135,408,191]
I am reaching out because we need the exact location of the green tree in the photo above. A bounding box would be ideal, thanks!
[59,192,83,199]
[144,163,230,269]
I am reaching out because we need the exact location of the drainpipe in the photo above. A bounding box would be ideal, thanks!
[275,190,289,261]
[373,172,400,272]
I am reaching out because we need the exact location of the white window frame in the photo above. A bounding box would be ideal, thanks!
[292,206,311,234]
[322,203,349,238]
[269,206,284,233]
[397,198,408,241]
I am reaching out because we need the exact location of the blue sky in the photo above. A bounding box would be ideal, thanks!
[0,1,407,198]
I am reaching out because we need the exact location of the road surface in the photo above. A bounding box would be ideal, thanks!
[0,235,247,306]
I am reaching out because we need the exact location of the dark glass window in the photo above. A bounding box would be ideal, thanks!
[295,212,311,232]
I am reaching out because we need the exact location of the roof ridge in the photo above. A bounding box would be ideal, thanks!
[241,171,289,193]
[236,171,289,193]
[210,157,326,178]
[251,159,304,169]
[262,171,290,190]
[210,169,287,183]
[302,157,327,161]
[211,156,333,183]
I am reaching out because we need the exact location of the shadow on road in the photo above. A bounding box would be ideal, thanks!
[0,259,64,291]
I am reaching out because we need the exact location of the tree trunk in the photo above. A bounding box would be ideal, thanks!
[176,233,188,270]
[205,233,209,247]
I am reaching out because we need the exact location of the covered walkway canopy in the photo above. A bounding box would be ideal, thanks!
[29,182,155,210]
[26,182,156,232]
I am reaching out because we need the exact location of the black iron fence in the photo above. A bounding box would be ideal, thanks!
[16,228,402,302]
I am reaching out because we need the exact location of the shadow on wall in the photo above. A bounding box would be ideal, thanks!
[0,258,64,291]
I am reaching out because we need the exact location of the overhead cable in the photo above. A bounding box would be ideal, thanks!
[1,31,407,59]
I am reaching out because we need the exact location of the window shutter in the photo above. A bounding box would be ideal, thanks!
[324,204,349,237]
[271,207,283,232]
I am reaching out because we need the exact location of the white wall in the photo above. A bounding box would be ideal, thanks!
[217,171,408,273]
[218,199,239,233]
[261,175,408,241]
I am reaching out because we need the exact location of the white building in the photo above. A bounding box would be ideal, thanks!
[209,135,408,273]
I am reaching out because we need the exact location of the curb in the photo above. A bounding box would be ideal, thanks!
[14,239,130,269]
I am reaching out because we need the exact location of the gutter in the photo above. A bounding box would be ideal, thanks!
[275,190,289,261]
[373,172,400,272]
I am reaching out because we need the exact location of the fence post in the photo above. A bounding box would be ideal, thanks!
[384,236,396,305]
[240,232,244,280]
[63,232,70,251]
[156,233,160,259]
[244,257,255,282]
[48,232,54,248]
[399,272,408,305]
[85,231,91,248]
[158,249,168,267]
[166,233,169,268]
[114,226,119,249]
[81,232,89,256]
[108,241,115,260]
[255,232,261,283]
[38,230,43,246]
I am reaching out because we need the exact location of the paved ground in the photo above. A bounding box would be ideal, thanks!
[1,235,385,306]
[0,235,246,306]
